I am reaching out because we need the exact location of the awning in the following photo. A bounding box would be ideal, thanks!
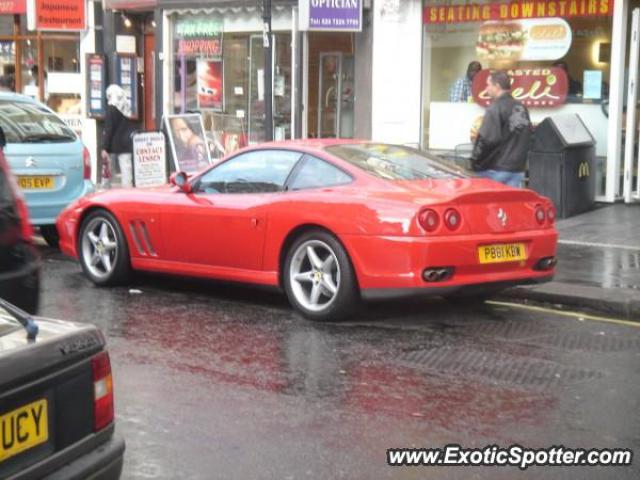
[103,0,157,10]
[158,0,295,11]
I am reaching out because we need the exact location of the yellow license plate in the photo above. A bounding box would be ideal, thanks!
[478,243,527,264]
[18,176,54,190]
[0,399,48,463]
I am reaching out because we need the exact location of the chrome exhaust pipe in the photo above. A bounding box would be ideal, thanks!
[423,267,454,282]
[424,269,440,282]
[437,268,449,280]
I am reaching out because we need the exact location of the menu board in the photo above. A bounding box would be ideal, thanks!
[86,54,106,119]
[114,54,138,120]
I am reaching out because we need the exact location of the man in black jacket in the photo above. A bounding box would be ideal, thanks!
[471,71,531,188]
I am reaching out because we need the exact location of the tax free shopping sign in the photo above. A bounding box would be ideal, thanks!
[299,0,362,32]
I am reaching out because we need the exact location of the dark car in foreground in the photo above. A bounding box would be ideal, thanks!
[0,126,39,313]
[0,300,125,479]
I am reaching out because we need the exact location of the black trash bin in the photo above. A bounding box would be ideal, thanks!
[528,113,596,219]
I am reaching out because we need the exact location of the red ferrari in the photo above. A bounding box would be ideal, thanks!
[57,140,557,321]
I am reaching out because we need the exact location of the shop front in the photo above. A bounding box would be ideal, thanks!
[159,1,296,158]
[421,0,615,199]
[0,4,83,121]
[157,0,369,160]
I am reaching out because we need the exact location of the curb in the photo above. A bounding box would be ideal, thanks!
[499,281,640,321]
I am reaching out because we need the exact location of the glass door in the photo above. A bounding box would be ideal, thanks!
[248,34,266,144]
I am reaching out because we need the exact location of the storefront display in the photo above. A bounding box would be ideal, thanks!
[165,113,212,173]
[421,0,613,165]
[114,54,138,120]
[167,11,293,148]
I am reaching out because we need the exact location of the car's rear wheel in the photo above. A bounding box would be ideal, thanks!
[79,210,130,286]
[284,230,359,321]
[40,225,59,248]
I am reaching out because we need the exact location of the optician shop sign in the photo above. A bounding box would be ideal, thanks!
[424,0,613,24]
[299,0,362,32]
[472,67,568,108]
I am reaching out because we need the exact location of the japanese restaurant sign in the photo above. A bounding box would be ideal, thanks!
[27,0,86,31]
[424,0,612,24]
[472,67,568,107]
[0,0,26,14]
[299,0,363,32]
[174,17,223,58]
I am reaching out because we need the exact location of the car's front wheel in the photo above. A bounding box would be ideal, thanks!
[79,210,130,286]
[284,230,359,321]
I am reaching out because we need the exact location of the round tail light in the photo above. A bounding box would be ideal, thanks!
[547,206,556,223]
[418,209,440,232]
[444,208,461,230]
[535,206,545,224]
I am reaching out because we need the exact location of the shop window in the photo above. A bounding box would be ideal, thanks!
[421,0,613,168]
[169,13,293,149]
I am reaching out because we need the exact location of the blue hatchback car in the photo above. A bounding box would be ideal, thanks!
[0,93,94,246]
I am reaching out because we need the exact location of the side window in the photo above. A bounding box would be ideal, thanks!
[288,156,352,191]
[196,150,302,194]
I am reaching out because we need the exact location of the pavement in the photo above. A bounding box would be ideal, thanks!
[503,203,640,320]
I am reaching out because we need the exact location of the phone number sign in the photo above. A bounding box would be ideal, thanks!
[299,0,362,32]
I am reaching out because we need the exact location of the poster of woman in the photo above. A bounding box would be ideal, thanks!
[165,114,212,173]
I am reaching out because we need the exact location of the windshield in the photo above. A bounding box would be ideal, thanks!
[0,100,76,143]
[0,306,21,337]
[325,143,467,181]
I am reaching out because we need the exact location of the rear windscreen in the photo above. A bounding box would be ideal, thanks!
[325,143,467,181]
[0,100,76,143]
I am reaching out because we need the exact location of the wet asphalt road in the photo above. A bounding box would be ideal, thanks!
[37,244,640,480]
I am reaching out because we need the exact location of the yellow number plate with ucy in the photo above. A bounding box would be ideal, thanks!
[18,176,54,190]
[0,399,48,463]
[478,243,527,264]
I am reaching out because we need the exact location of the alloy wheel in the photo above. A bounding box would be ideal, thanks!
[81,217,119,279]
[289,240,341,313]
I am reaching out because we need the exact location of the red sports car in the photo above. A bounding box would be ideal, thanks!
[57,140,557,321]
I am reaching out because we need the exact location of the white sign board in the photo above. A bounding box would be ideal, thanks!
[133,132,167,187]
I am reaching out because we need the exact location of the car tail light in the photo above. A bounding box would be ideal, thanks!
[83,146,91,180]
[92,351,114,432]
[547,206,556,223]
[443,208,461,230]
[535,205,545,225]
[418,209,440,232]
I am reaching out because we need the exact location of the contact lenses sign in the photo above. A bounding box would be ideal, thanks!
[299,0,362,32]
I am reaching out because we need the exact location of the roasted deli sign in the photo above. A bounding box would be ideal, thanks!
[424,0,612,24]
[299,0,363,32]
[472,68,569,107]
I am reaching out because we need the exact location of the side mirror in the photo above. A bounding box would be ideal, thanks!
[0,126,6,149]
[169,171,192,193]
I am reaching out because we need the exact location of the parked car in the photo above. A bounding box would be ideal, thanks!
[0,125,39,313]
[0,92,94,247]
[0,299,125,479]
[56,140,558,321]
